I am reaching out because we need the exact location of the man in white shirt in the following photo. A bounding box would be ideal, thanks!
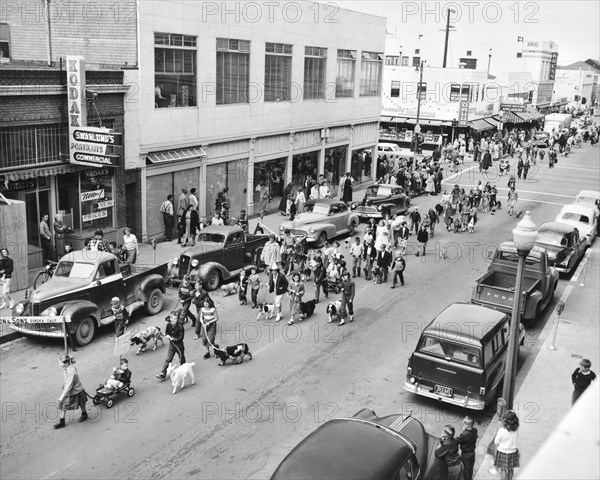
[188,188,199,210]
[318,180,330,199]
[211,212,224,226]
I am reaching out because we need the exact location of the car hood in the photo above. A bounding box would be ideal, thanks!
[31,277,92,303]
[556,219,593,236]
[284,213,332,226]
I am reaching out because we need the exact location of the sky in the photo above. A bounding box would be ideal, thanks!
[329,0,600,74]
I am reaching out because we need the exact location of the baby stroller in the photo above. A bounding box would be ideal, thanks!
[325,275,343,294]
[93,374,134,409]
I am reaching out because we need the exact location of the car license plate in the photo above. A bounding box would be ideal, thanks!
[434,385,453,397]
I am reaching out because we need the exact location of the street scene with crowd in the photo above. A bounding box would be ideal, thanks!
[1,2,599,480]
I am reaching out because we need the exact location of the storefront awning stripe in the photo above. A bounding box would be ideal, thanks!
[147,147,206,165]
[469,118,495,131]
[1,162,83,181]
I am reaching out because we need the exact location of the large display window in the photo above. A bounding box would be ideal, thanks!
[253,157,286,214]
[206,159,248,217]
[351,148,373,184]
[291,151,318,193]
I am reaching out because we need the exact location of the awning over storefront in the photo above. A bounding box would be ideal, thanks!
[382,116,453,126]
[513,111,543,122]
[1,162,83,181]
[469,118,495,131]
[146,147,206,165]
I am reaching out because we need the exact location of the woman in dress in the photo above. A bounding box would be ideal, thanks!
[425,173,436,196]
[53,214,67,258]
[507,187,518,216]
[341,172,354,204]
[374,220,390,251]
[54,354,88,429]
[122,227,139,264]
[287,271,305,325]
[494,410,520,480]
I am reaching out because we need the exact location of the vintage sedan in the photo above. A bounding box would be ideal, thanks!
[555,204,598,247]
[270,408,446,480]
[351,183,411,220]
[574,190,600,208]
[280,199,359,247]
[534,222,587,274]
[531,131,550,148]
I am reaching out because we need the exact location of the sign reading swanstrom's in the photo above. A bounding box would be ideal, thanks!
[66,56,121,168]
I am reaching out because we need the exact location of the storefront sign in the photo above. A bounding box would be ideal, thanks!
[0,316,69,324]
[0,178,37,193]
[97,200,114,209]
[81,189,105,202]
[73,128,122,146]
[83,168,111,179]
[458,101,469,127]
[549,52,558,81]
[82,210,108,222]
[72,151,119,167]
[501,103,527,112]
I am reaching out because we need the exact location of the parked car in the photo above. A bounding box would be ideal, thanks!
[280,199,359,247]
[270,408,446,480]
[534,222,587,274]
[377,142,404,165]
[178,226,269,291]
[351,183,411,220]
[404,303,525,410]
[531,131,550,148]
[470,242,558,323]
[555,204,598,247]
[11,251,166,346]
[574,190,600,208]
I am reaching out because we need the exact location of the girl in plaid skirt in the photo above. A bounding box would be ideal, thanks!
[494,410,520,480]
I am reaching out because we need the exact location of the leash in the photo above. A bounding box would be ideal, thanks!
[197,313,220,351]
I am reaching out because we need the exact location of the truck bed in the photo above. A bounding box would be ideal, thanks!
[472,271,540,313]
[123,263,167,278]
[478,270,539,292]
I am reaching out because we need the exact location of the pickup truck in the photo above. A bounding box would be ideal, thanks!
[470,242,558,322]
[177,225,269,291]
[11,250,166,346]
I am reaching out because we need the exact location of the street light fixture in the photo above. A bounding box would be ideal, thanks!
[502,211,538,409]
[414,61,424,160]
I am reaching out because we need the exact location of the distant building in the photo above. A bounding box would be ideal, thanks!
[556,59,600,108]
[517,39,559,113]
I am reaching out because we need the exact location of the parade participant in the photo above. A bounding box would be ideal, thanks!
[457,416,478,480]
[269,264,289,322]
[313,256,328,302]
[435,425,463,480]
[507,187,518,216]
[362,240,377,280]
[192,280,214,335]
[248,266,261,308]
[176,188,189,244]
[178,275,197,327]
[349,236,364,277]
[409,207,421,235]
[198,299,219,358]
[110,296,130,337]
[318,179,330,199]
[416,224,429,257]
[238,269,249,305]
[494,410,520,480]
[0,248,15,309]
[102,358,132,391]
[282,229,296,275]
[374,219,390,251]
[376,244,393,283]
[54,354,88,429]
[427,208,439,237]
[397,221,410,255]
[571,358,596,405]
[287,272,305,325]
[338,271,355,325]
[523,158,530,180]
[157,311,186,379]
[517,158,524,179]
[122,227,139,264]
[390,252,406,288]
[261,234,281,271]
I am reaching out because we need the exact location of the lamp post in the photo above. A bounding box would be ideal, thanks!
[502,211,538,409]
[414,60,424,159]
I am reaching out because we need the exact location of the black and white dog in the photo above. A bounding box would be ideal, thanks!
[214,343,253,366]
[300,299,317,319]
[130,326,164,354]
[256,303,275,320]
[326,300,343,323]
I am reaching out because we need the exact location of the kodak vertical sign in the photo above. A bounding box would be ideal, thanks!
[67,56,121,168]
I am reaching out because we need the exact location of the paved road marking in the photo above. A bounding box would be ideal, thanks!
[555,165,600,172]
[442,165,476,183]
[42,461,76,479]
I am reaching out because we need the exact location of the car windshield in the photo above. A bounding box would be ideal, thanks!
[197,233,225,243]
[575,196,598,206]
[536,230,568,246]
[562,212,590,225]
[367,186,391,197]
[418,335,481,366]
[302,204,329,215]
[54,261,95,279]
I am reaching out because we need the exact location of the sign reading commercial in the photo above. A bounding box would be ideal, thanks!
[458,101,469,128]
[66,56,121,168]
[549,52,558,81]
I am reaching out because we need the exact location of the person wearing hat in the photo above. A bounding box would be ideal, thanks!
[338,271,355,325]
[54,354,88,429]
[111,296,130,337]
[88,229,109,252]
[176,188,189,244]
[341,172,355,205]
[390,252,406,288]
[436,425,463,480]
[268,264,288,322]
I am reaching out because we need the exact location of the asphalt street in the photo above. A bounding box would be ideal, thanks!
[1,142,598,480]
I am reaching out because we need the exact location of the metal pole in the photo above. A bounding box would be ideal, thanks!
[502,249,527,409]
[549,301,565,350]
[413,61,423,159]
[62,318,69,356]
[442,9,451,68]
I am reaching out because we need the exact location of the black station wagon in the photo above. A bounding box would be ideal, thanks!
[351,183,411,220]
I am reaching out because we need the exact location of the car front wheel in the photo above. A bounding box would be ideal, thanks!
[74,317,96,347]
[316,232,327,248]
[205,268,221,291]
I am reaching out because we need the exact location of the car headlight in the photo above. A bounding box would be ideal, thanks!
[351,202,358,209]
[43,306,58,316]
[279,225,284,231]
[309,228,315,234]
[377,205,383,211]
[15,303,25,315]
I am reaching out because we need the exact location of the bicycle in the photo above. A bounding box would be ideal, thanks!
[33,260,57,289]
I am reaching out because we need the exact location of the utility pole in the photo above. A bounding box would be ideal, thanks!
[487,49,493,76]
[442,9,453,68]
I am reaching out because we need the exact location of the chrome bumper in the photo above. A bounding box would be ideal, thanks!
[10,325,66,338]
[403,382,485,410]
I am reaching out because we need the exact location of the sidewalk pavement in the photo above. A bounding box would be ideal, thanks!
[474,246,599,479]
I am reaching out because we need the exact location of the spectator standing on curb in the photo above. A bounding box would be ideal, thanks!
[122,227,139,264]
[494,410,520,480]
[0,248,15,309]
[176,188,189,244]
[390,252,406,288]
[458,416,478,480]
[257,182,269,219]
[110,296,129,338]
[54,354,88,429]
[337,271,355,325]
[54,214,68,258]
[160,195,174,241]
[571,359,596,405]
[40,213,53,262]
[435,425,463,480]
[156,311,186,380]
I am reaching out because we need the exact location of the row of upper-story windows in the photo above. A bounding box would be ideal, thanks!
[389,81,499,103]
[154,33,383,108]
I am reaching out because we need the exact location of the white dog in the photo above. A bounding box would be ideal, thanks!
[166,362,196,394]
[221,282,238,296]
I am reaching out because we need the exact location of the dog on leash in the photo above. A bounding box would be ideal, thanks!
[326,300,343,323]
[300,299,317,319]
[221,282,238,296]
[166,362,195,394]
[130,326,164,354]
[256,303,275,320]
[515,210,523,219]
[440,246,448,260]
[468,218,475,233]
[214,343,253,366]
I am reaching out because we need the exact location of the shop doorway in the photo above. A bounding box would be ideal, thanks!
[125,183,137,233]
[351,148,373,185]
[324,145,347,196]
[291,151,318,194]
[253,157,286,215]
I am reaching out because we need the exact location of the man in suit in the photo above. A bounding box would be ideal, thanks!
[362,240,377,280]
[176,188,189,244]
[376,244,393,284]
[268,264,289,322]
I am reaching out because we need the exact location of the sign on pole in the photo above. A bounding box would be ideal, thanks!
[458,102,469,127]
